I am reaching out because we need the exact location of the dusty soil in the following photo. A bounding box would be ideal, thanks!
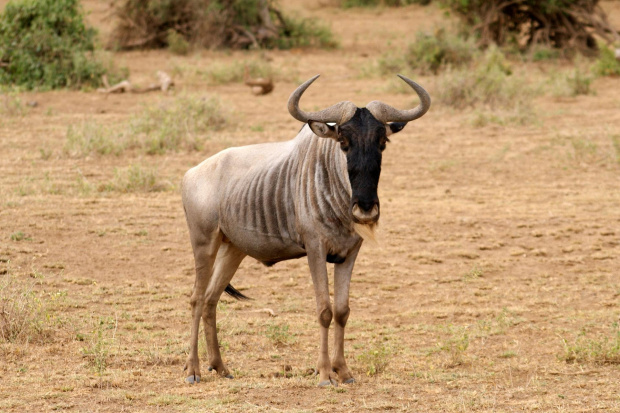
[1,1,619,412]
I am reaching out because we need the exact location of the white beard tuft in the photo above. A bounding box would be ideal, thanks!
[353,222,378,245]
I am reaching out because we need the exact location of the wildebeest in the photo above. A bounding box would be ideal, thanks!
[182,74,430,386]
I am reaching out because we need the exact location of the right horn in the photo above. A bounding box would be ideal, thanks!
[365,74,431,123]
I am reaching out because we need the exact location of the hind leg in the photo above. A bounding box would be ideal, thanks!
[185,229,222,384]
[202,243,246,378]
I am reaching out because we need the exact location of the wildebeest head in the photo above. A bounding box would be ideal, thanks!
[288,75,431,226]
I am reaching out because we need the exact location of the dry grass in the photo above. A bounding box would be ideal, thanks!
[1,2,620,412]
[64,94,227,157]
[0,271,51,343]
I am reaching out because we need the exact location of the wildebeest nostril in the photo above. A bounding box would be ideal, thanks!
[356,200,377,212]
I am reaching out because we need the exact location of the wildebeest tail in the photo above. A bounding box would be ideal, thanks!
[224,283,251,300]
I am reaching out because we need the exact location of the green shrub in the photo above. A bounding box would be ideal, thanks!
[404,29,477,74]
[593,46,620,77]
[0,0,119,90]
[167,30,190,55]
[274,15,338,49]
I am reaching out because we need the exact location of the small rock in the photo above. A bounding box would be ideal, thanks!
[27,101,38,107]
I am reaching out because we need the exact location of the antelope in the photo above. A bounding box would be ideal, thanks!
[182,74,430,386]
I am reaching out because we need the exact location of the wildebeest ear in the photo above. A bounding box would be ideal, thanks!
[309,121,338,140]
[386,122,407,136]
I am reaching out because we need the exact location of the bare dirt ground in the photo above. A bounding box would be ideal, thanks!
[1,1,619,412]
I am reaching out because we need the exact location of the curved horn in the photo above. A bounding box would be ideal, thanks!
[366,74,431,123]
[288,75,358,124]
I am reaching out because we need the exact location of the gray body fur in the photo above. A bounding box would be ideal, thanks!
[182,124,361,265]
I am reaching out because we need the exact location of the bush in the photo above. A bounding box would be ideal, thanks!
[110,0,337,50]
[0,0,119,90]
[167,30,190,55]
[404,29,477,74]
[441,0,617,55]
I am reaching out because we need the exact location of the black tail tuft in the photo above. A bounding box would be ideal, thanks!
[224,284,251,300]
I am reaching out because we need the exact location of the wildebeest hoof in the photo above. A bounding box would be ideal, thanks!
[318,379,338,387]
[185,375,200,384]
[225,374,234,379]
[343,377,356,384]
[207,366,213,372]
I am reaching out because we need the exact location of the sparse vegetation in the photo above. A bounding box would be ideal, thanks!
[100,164,172,193]
[0,0,122,90]
[593,45,620,77]
[81,317,116,382]
[64,122,125,157]
[357,340,392,376]
[528,44,562,61]
[65,95,228,157]
[612,134,620,163]
[9,231,30,242]
[198,59,277,85]
[561,323,620,364]
[438,327,469,367]
[0,271,50,343]
[130,95,227,154]
[375,29,477,76]
[0,92,27,116]
[436,46,535,111]
[549,66,595,97]
[265,323,296,347]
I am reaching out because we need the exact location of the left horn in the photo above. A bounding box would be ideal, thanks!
[287,75,357,124]
[366,74,431,123]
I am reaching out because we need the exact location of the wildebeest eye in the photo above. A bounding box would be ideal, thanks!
[379,136,390,151]
[338,136,349,152]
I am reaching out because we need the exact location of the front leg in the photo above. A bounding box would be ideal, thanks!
[306,244,335,387]
[332,241,361,384]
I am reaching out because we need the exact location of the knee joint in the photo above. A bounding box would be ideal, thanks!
[334,306,350,326]
[318,307,333,329]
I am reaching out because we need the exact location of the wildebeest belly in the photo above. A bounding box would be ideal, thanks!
[220,223,306,266]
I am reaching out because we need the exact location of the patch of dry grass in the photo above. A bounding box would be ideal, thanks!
[0,270,51,343]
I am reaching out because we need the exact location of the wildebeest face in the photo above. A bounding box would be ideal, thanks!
[309,108,406,224]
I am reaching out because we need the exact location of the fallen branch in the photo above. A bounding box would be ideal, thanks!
[243,66,274,95]
[97,71,174,94]
[250,308,277,317]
